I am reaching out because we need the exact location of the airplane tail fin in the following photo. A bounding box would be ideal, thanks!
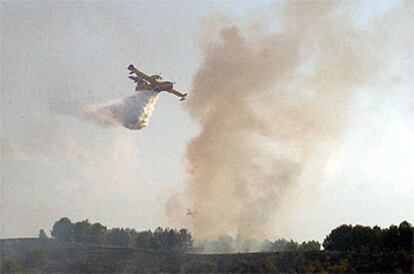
[180,93,188,101]
[128,76,138,82]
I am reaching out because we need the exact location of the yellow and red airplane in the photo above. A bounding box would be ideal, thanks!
[128,64,187,101]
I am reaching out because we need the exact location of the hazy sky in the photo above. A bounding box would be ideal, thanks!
[1,0,413,242]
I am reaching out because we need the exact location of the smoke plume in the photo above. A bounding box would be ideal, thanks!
[171,1,411,239]
[84,90,160,130]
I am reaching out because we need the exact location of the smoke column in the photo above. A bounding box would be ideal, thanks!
[84,90,160,130]
[171,1,411,239]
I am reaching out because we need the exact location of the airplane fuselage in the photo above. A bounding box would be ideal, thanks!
[153,81,173,92]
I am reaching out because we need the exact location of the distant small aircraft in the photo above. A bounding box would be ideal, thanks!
[128,64,187,101]
[186,208,197,216]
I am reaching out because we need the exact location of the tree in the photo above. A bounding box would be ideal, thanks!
[382,225,400,251]
[398,221,413,252]
[285,240,300,251]
[89,223,107,245]
[51,217,73,241]
[323,224,353,251]
[178,228,193,253]
[107,228,131,247]
[136,230,154,249]
[323,221,414,253]
[300,240,321,251]
[145,227,194,253]
[73,220,92,243]
[126,228,138,246]
[38,229,48,240]
[352,225,376,252]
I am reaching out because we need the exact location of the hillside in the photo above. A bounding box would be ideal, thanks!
[1,238,412,273]
[0,238,175,273]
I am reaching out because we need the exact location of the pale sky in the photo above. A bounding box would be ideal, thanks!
[1,0,413,242]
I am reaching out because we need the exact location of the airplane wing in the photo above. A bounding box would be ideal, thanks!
[168,88,187,101]
[127,64,157,84]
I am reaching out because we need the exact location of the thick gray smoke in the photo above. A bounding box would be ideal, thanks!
[84,90,160,130]
[167,1,411,240]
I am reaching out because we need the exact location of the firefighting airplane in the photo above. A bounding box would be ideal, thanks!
[127,64,187,101]
[186,208,197,216]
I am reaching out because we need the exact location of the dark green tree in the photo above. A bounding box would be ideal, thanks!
[126,228,138,246]
[38,229,48,240]
[136,230,154,249]
[107,228,131,247]
[300,240,321,251]
[178,228,193,253]
[382,225,400,251]
[51,217,73,241]
[398,221,413,252]
[322,221,413,253]
[89,223,107,245]
[285,240,300,251]
[323,224,353,251]
[73,220,92,243]
[352,225,376,252]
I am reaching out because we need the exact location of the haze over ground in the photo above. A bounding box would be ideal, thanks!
[1,0,413,242]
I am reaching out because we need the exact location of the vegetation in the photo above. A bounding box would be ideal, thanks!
[195,236,322,253]
[38,229,48,240]
[1,219,412,273]
[323,221,413,253]
[49,217,193,253]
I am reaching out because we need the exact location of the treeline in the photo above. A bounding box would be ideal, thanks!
[48,217,192,253]
[322,221,413,253]
[195,236,321,254]
[45,218,412,256]
[2,220,410,273]
[193,221,413,255]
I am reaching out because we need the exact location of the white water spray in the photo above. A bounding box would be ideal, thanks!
[84,90,160,130]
